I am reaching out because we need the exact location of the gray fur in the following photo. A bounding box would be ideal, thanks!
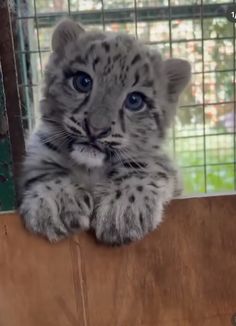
[19,19,191,245]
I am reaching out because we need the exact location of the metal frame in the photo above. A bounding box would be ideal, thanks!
[0,0,235,212]
[17,3,232,26]
[15,0,236,195]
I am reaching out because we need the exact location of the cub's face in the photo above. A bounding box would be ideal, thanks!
[43,20,191,167]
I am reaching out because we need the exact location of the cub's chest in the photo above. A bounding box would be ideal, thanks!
[71,165,108,190]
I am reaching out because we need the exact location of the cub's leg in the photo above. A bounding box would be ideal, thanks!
[92,163,176,245]
[20,176,93,242]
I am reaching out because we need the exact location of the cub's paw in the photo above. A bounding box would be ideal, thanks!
[19,180,93,242]
[92,184,162,246]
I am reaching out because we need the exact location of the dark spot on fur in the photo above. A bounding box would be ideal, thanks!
[153,112,164,137]
[123,161,147,169]
[146,204,152,213]
[102,42,110,52]
[109,141,121,147]
[68,125,81,134]
[83,194,91,208]
[70,219,80,229]
[55,179,62,184]
[70,116,78,124]
[54,227,66,237]
[112,133,122,138]
[137,185,143,192]
[131,54,141,66]
[107,169,118,177]
[75,55,86,65]
[145,97,155,110]
[105,67,111,74]
[43,141,60,152]
[46,185,52,190]
[88,43,96,53]
[129,195,135,203]
[157,172,168,179]
[122,237,132,245]
[140,63,149,77]
[149,182,159,188]
[93,57,100,71]
[132,72,140,86]
[142,79,154,88]
[113,54,121,62]
[113,175,129,182]
[24,173,49,189]
[116,190,122,199]
[68,198,74,205]
[73,94,90,114]
[139,213,144,228]
[119,109,126,132]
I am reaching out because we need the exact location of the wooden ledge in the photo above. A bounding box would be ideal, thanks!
[0,196,236,326]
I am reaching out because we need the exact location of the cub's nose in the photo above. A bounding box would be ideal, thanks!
[82,118,111,140]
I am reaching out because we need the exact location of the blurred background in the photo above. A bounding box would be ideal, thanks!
[15,0,236,195]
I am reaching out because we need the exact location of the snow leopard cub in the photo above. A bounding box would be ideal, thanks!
[19,19,191,245]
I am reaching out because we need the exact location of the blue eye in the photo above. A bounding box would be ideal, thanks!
[124,92,145,111]
[72,71,93,93]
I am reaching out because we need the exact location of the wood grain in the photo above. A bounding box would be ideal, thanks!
[0,195,236,326]
[0,215,85,326]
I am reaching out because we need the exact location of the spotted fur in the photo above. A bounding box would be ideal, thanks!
[19,19,191,245]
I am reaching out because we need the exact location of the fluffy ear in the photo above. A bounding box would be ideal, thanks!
[163,58,191,99]
[51,18,85,53]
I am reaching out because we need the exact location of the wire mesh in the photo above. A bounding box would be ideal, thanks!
[15,0,236,195]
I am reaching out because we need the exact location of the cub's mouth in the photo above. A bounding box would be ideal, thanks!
[76,141,104,153]
[70,141,113,168]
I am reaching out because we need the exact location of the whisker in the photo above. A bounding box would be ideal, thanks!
[114,150,126,171]
[118,148,147,174]
[39,130,69,145]
[39,130,66,141]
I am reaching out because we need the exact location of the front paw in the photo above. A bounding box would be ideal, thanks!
[19,180,93,242]
[92,184,161,245]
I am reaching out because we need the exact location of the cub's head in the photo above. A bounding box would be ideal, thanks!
[42,19,191,167]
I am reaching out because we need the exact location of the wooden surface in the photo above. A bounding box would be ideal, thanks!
[0,196,236,326]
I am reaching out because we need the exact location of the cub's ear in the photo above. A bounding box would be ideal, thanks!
[163,58,191,99]
[51,18,85,53]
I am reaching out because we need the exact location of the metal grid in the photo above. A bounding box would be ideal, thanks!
[15,0,236,195]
